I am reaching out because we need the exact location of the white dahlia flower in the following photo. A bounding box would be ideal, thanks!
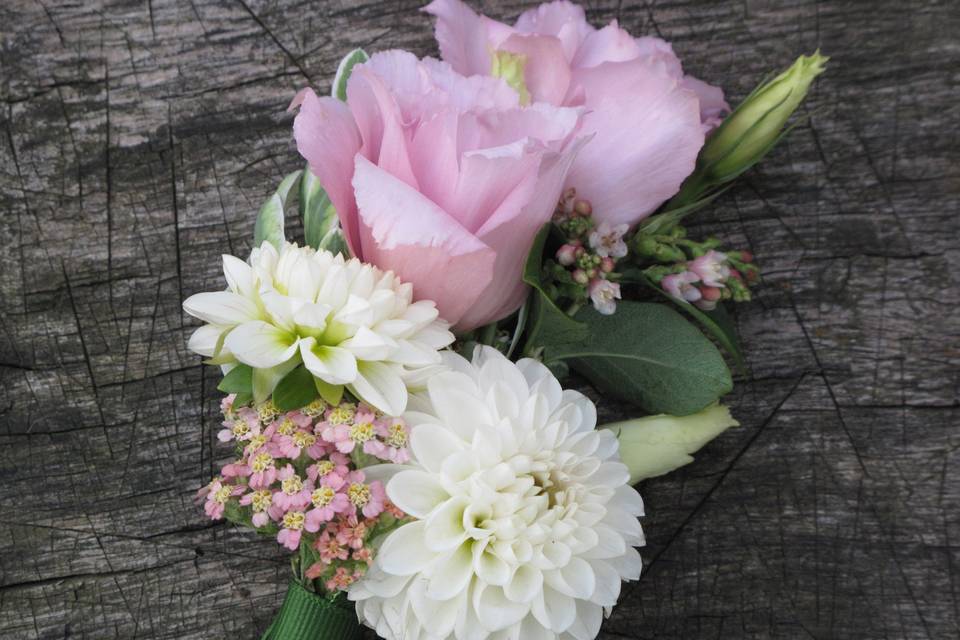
[350,347,645,640]
[183,242,454,415]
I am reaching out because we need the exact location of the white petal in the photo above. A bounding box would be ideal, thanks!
[183,291,259,326]
[225,321,298,368]
[410,423,466,472]
[532,586,575,633]
[292,301,331,338]
[349,360,408,416]
[387,470,450,519]
[424,496,469,552]
[587,560,621,607]
[426,541,473,600]
[473,543,511,586]
[378,521,435,576]
[340,326,398,360]
[300,337,357,385]
[566,600,603,640]
[187,324,224,357]
[472,583,529,632]
[504,564,542,603]
[223,254,256,296]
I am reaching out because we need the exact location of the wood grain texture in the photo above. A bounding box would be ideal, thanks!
[1,0,957,638]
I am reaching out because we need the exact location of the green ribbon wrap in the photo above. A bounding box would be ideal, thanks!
[261,580,364,640]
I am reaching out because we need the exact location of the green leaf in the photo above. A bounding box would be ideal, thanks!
[273,365,320,411]
[217,364,252,394]
[232,391,253,407]
[254,170,302,250]
[631,272,745,372]
[301,166,350,256]
[332,48,369,101]
[549,301,732,415]
[252,357,300,404]
[314,377,344,406]
[521,224,588,355]
[640,186,731,235]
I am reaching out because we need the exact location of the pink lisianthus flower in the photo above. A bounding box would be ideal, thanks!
[292,50,585,331]
[688,250,730,288]
[424,0,729,227]
[662,271,702,303]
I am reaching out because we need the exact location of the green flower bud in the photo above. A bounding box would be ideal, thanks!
[702,51,828,181]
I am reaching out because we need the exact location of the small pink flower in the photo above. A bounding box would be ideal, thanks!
[220,394,236,416]
[588,222,629,259]
[277,510,306,550]
[217,410,259,443]
[588,279,621,316]
[305,486,351,532]
[662,271,702,303]
[688,250,730,288]
[305,561,327,580]
[316,529,350,563]
[240,489,274,528]
[362,481,387,518]
[307,452,350,488]
[203,479,243,520]
[275,429,318,459]
[272,465,313,511]
[322,419,376,454]
[325,567,360,592]
[336,516,369,551]
[353,547,374,566]
[247,451,277,489]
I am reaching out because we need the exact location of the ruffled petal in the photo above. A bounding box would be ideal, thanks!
[292,90,363,253]
[224,321,298,368]
[566,58,704,226]
[351,155,496,328]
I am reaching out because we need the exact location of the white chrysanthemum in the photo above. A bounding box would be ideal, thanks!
[183,242,454,415]
[350,347,645,640]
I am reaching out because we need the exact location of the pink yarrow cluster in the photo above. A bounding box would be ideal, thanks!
[197,395,409,592]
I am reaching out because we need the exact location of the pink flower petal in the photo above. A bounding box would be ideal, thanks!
[571,20,642,68]
[566,59,704,226]
[514,0,592,60]
[500,33,572,105]
[352,155,496,328]
[423,0,500,76]
[292,90,363,252]
[681,75,730,133]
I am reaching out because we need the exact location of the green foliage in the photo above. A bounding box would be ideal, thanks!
[556,302,733,416]
[217,364,252,394]
[301,167,350,257]
[332,48,369,101]
[254,170,302,250]
[273,365,320,411]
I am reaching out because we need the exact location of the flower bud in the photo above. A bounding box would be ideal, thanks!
[600,257,616,273]
[701,52,827,181]
[572,269,590,285]
[556,244,578,266]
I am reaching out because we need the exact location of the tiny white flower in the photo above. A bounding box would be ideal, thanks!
[588,278,621,316]
[350,347,645,640]
[183,242,454,415]
[588,222,629,259]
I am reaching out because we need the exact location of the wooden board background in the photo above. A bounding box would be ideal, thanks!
[1,0,957,637]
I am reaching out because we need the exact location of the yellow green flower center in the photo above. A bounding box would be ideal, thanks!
[347,483,370,507]
[386,423,407,447]
[213,486,232,503]
[277,418,297,436]
[282,511,305,531]
[251,452,274,472]
[328,405,356,425]
[257,401,279,423]
[282,475,304,495]
[312,486,335,508]
[250,490,272,512]
[292,431,316,448]
[231,421,250,438]
[247,434,267,451]
[349,422,374,443]
[303,399,328,417]
[313,461,335,477]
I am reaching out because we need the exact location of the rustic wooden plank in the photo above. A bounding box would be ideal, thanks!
[0,0,957,638]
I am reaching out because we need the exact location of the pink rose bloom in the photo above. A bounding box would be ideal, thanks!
[424,0,729,227]
[292,50,585,331]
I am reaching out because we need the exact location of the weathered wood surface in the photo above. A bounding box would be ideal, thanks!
[1,0,957,637]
